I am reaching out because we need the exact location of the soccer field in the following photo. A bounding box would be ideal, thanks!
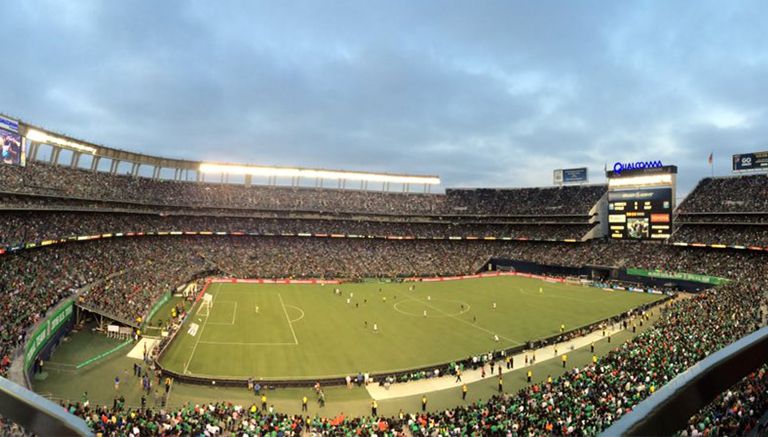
[159,276,662,380]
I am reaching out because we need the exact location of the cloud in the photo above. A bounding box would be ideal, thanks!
[0,0,767,198]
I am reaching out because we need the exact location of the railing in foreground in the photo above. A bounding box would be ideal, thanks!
[0,376,91,436]
[604,325,768,436]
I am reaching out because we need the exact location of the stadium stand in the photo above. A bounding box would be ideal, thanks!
[0,155,767,435]
[673,174,768,247]
[678,175,768,213]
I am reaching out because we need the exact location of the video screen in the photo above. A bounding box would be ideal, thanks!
[608,187,672,239]
[0,115,24,166]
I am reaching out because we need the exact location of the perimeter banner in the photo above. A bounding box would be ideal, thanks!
[625,268,729,285]
[25,301,74,368]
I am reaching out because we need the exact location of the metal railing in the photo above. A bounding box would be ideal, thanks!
[0,376,91,436]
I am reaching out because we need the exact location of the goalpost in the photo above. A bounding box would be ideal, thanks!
[198,293,214,317]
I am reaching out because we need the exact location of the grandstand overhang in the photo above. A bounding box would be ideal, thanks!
[199,163,440,185]
[12,117,439,191]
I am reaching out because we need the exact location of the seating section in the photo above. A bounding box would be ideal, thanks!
[0,160,765,434]
[0,161,605,217]
[673,175,768,246]
[678,175,768,213]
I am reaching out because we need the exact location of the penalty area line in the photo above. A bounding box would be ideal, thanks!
[184,283,220,374]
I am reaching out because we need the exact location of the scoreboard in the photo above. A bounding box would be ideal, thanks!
[606,164,676,240]
[608,187,672,239]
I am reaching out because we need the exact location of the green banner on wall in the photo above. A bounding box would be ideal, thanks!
[626,268,729,285]
[144,291,171,326]
[25,301,74,368]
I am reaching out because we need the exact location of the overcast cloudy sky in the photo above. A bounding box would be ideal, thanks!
[1,1,767,196]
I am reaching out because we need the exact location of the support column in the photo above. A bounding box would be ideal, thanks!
[70,152,81,168]
[91,156,101,171]
[245,175,252,187]
[28,140,39,161]
[131,162,139,177]
[109,159,120,174]
[49,146,61,164]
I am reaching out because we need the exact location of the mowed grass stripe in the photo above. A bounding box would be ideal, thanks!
[160,277,661,379]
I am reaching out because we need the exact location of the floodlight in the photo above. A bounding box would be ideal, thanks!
[199,163,440,185]
[26,129,97,154]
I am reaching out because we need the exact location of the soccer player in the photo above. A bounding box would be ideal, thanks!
[302,396,308,412]
[462,384,467,400]
[526,370,532,383]
[421,395,427,412]
[371,400,378,416]
[562,354,568,368]
[255,305,259,314]
[373,323,378,333]
[498,376,503,393]
[492,302,496,309]
[423,310,427,317]
[493,334,500,342]
[455,369,462,382]
[261,394,267,411]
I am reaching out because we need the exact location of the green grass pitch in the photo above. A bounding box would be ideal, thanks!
[159,276,662,380]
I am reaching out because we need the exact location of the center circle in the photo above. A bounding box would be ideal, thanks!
[393,299,471,318]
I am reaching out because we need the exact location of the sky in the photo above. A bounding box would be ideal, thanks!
[1,1,767,198]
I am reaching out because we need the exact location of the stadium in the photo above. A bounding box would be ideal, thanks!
[2,3,768,436]
[0,114,767,436]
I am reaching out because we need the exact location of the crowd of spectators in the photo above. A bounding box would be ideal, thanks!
[669,174,768,248]
[445,185,606,215]
[0,161,602,216]
[672,224,768,247]
[681,364,768,436]
[0,211,594,248]
[678,174,768,214]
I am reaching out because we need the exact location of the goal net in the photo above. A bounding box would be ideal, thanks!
[198,293,213,317]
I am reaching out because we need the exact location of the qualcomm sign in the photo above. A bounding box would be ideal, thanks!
[613,160,663,174]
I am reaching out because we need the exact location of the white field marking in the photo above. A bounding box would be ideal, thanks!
[284,304,305,323]
[206,301,237,325]
[392,299,471,318]
[184,283,219,374]
[400,293,518,344]
[197,341,299,346]
[278,293,299,345]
